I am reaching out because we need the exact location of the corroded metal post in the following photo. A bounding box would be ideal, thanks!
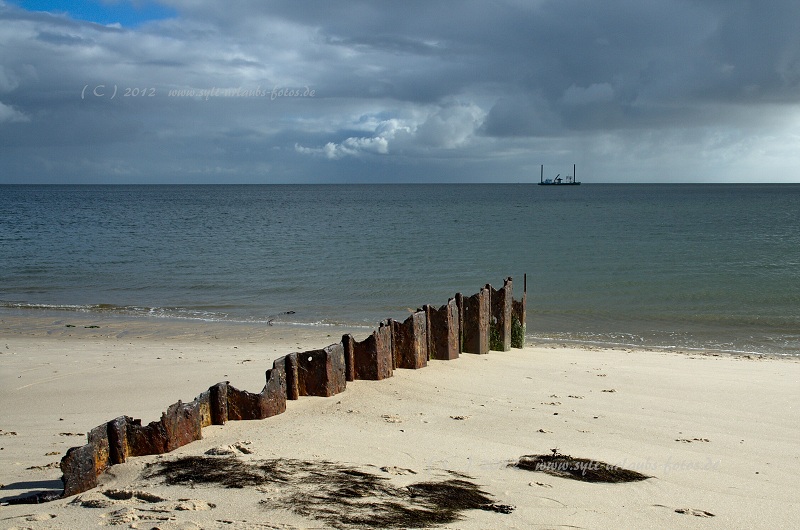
[392,310,428,369]
[426,298,460,360]
[461,286,490,354]
[490,277,513,351]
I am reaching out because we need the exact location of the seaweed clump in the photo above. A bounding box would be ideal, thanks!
[510,316,525,349]
[145,456,513,528]
[514,449,650,483]
[489,322,503,351]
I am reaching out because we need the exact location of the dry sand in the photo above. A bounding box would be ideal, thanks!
[1,315,799,529]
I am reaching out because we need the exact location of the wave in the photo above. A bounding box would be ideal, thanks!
[528,329,800,357]
[0,300,375,329]
[1,300,250,323]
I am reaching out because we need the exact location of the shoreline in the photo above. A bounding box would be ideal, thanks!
[2,318,799,527]
[0,311,374,342]
[2,309,792,361]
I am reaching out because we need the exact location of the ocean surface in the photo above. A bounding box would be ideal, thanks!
[1,184,799,356]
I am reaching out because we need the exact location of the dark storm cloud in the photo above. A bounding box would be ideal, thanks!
[0,0,799,183]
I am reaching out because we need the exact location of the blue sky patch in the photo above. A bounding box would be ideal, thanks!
[9,0,176,27]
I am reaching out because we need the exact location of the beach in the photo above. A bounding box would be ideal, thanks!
[5,1,800,527]
[2,316,799,529]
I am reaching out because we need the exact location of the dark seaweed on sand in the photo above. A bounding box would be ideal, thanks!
[145,456,513,528]
[144,455,267,488]
[514,451,650,483]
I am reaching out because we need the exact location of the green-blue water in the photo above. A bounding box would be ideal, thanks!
[1,184,798,355]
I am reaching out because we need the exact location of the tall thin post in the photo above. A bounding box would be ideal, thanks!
[540,165,543,183]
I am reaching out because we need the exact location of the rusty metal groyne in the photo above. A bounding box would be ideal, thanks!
[58,277,526,498]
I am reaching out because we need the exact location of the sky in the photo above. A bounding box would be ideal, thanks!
[1,0,800,183]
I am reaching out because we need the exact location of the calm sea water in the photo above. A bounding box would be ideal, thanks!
[1,184,798,355]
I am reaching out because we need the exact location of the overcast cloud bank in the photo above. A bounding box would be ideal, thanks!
[1,0,799,183]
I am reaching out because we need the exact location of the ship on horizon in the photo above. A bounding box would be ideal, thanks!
[539,164,580,185]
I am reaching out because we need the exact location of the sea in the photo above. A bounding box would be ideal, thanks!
[1,184,798,356]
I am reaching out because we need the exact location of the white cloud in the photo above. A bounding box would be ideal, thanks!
[296,118,408,159]
[0,100,28,122]
[296,103,484,159]
[415,102,485,148]
[317,136,389,160]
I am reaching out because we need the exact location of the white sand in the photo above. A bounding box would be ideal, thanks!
[1,316,799,529]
